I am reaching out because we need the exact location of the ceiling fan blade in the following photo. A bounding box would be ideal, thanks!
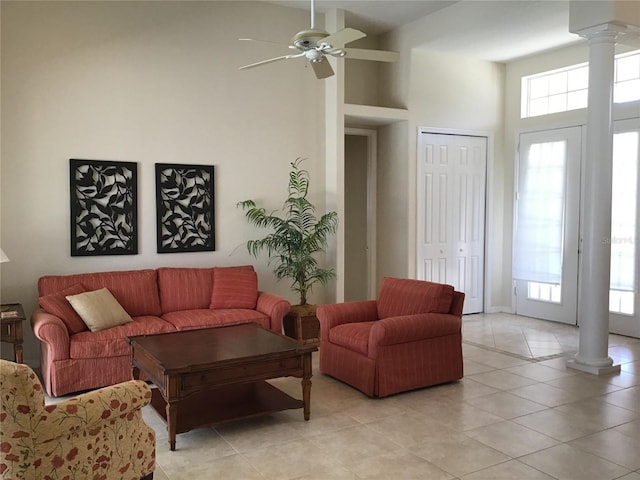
[311,57,334,79]
[343,48,399,63]
[322,27,366,48]
[238,38,290,47]
[239,52,304,70]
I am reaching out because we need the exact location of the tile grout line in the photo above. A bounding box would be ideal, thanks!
[462,339,571,363]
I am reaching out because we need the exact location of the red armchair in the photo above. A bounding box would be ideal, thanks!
[317,277,464,397]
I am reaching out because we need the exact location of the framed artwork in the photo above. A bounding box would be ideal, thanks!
[155,163,215,253]
[70,159,138,256]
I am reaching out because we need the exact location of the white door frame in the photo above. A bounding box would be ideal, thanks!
[345,127,377,299]
[609,118,640,337]
[513,126,583,324]
[418,127,493,313]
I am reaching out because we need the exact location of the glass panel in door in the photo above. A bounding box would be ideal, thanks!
[514,127,582,324]
[609,119,640,337]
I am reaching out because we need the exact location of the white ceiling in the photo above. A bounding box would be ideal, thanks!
[267,0,585,62]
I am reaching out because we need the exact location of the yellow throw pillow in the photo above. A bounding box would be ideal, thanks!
[66,288,133,332]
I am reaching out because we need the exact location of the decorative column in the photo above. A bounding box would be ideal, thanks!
[567,24,622,375]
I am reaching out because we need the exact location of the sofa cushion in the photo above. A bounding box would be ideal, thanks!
[157,267,214,313]
[70,316,175,359]
[210,267,258,309]
[38,269,162,317]
[66,288,133,332]
[162,309,270,331]
[377,277,454,319]
[329,322,375,356]
[38,283,88,334]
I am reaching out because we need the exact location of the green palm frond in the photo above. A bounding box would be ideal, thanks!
[237,158,338,305]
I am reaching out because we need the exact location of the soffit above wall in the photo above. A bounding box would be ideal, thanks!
[265,0,457,35]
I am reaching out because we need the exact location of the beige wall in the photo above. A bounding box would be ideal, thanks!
[344,35,382,107]
[377,121,409,283]
[0,1,327,366]
[376,20,507,310]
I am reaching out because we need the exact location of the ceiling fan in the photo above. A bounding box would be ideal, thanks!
[238,0,399,79]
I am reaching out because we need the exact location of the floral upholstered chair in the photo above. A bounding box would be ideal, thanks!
[0,359,155,480]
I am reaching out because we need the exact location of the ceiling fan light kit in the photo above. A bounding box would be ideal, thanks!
[239,0,399,79]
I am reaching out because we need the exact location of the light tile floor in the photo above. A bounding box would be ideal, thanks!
[143,313,640,480]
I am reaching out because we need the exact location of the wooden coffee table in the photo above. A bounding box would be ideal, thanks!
[128,322,316,451]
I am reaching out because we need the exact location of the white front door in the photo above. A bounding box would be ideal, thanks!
[417,132,487,314]
[609,118,640,337]
[513,121,640,336]
[513,127,582,324]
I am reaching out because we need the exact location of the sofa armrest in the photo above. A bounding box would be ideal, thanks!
[317,300,379,342]
[449,291,465,317]
[369,313,462,356]
[37,380,152,443]
[256,291,291,333]
[31,309,71,361]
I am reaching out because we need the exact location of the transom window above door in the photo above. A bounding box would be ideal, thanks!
[521,49,640,118]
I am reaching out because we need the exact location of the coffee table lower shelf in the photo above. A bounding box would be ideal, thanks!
[150,381,304,435]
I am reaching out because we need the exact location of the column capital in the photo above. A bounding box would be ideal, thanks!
[573,22,628,42]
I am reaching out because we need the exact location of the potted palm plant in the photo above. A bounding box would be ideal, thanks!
[237,158,338,344]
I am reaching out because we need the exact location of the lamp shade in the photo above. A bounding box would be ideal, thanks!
[0,249,9,264]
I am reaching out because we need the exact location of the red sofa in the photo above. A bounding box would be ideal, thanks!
[317,277,464,397]
[32,265,290,397]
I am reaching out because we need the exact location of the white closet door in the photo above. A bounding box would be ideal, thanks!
[417,132,487,314]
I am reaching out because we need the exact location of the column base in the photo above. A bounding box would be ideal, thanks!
[566,358,621,375]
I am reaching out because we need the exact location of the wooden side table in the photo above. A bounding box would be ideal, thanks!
[1,303,25,363]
